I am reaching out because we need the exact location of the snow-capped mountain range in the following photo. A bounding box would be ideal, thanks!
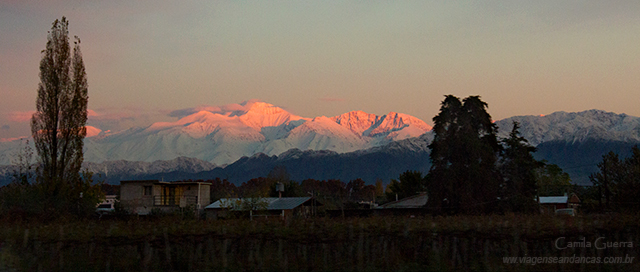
[2,105,640,185]
[0,101,431,166]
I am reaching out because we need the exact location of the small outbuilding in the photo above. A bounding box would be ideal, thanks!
[538,193,580,214]
[374,193,429,216]
[205,197,320,220]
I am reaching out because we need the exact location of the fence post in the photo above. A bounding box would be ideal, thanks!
[58,226,64,270]
[164,227,172,269]
[22,229,29,249]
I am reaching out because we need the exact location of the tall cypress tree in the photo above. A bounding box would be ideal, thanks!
[500,121,540,212]
[426,95,501,214]
[589,151,621,210]
[426,95,463,213]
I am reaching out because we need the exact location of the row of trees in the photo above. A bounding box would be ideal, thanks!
[204,153,572,215]
[201,166,385,210]
[423,95,575,214]
[420,96,639,215]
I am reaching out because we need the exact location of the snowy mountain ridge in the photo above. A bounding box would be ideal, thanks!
[2,108,640,185]
[495,109,640,146]
[3,106,640,169]
[0,101,431,166]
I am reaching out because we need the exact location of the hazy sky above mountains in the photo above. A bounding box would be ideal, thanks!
[1,1,639,139]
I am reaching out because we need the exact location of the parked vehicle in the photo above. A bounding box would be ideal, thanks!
[555,208,576,216]
[96,203,115,215]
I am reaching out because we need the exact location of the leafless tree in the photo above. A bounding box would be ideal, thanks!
[31,17,88,193]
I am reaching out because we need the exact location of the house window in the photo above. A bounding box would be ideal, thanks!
[144,186,152,196]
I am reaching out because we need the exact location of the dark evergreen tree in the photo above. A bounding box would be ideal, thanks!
[426,95,501,214]
[616,145,640,211]
[589,151,621,210]
[499,121,541,212]
[426,95,462,213]
[589,146,640,211]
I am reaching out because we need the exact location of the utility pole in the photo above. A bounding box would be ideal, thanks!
[604,161,610,210]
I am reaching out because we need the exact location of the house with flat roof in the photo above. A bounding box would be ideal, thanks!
[120,180,211,215]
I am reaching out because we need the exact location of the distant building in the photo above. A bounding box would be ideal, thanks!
[120,180,211,215]
[205,197,321,220]
[378,193,428,209]
[538,193,580,214]
[374,193,429,216]
[99,194,118,206]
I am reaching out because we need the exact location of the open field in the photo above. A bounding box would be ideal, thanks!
[1,214,638,271]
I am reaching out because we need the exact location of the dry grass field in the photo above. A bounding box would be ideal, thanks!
[0,213,638,271]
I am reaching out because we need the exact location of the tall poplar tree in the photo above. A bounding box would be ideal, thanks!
[30,17,91,212]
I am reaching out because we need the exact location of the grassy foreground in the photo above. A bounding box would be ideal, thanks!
[0,214,638,271]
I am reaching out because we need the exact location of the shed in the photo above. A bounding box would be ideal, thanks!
[205,197,320,219]
[378,193,428,209]
[538,193,580,214]
[374,193,429,216]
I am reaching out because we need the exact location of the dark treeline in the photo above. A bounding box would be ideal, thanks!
[585,145,640,212]
[193,175,382,211]
[423,95,640,215]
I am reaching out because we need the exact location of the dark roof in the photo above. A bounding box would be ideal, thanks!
[378,193,428,209]
[205,197,313,211]
[120,180,211,186]
[120,180,158,184]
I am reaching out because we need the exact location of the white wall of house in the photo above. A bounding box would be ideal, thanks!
[120,180,211,215]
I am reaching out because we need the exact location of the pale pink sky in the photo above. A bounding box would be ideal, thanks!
[1,1,639,139]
